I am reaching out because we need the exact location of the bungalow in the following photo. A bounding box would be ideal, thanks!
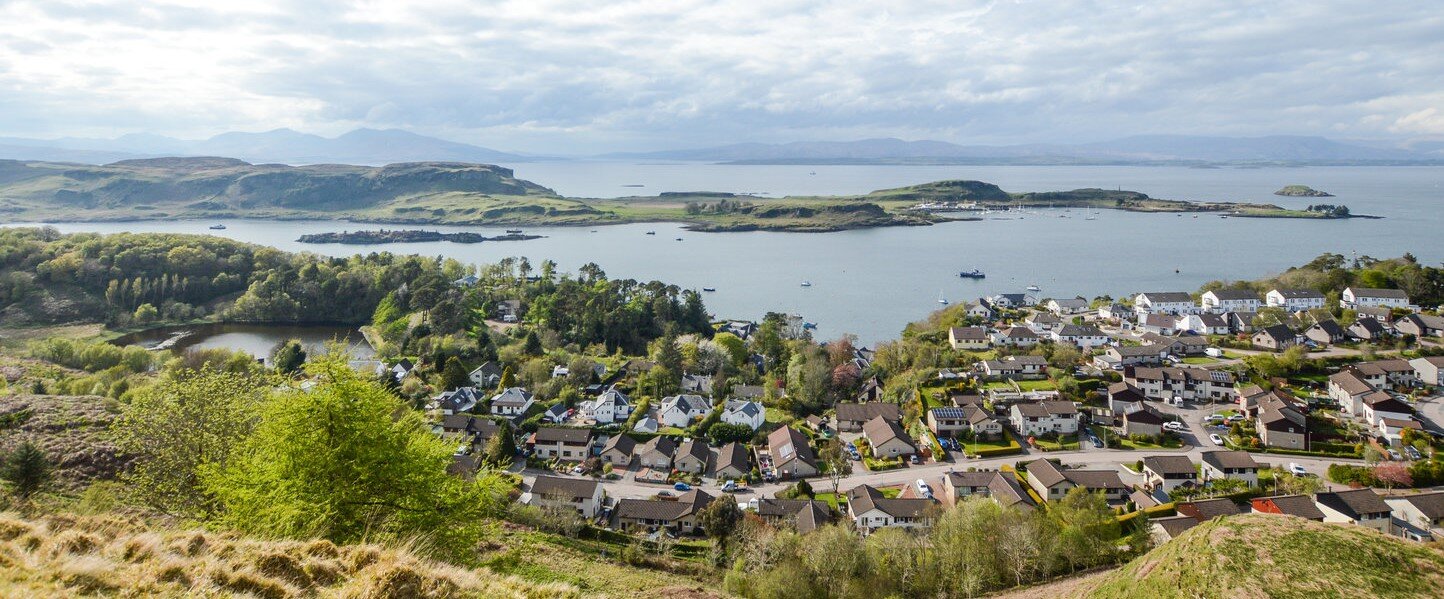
[674,438,710,474]
[1304,320,1348,345]
[1177,312,1231,335]
[989,293,1037,308]
[978,355,1048,379]
[1200,451,1260,488]
[1258,401,1310,451]
[431,387,483,415]
[1143,333,1207,356]
[1142,455,1199,493]
[1226,311,1258,333]
[1348,318,1391,341]
[1025,312,1063,333]
[388,358,415,383]
[532,427,594,461]
[752,498,834,533]
[1052,324,1110,349]
[1251,324,1298,350]
[846,484,936,534]
[720,400,766,430]
[712,442,751,481]
[468,361,503,387]
[1010,401,1080,436]
[990,326,1040,348]
[1201,289,1261,313]
[599,433,637,465]
[1250,494,1326,521]
[927,406,1003,440]
[615,489,714,534]
[948,326,990,350]
[580,389,633,425]
[1125,366,1236,403]
[1266,288,1325,312]
[635,436,677,470]
[1121,406,1165,437]
[1134,292,1197,315]
[835,402,902,431]
[767,426,819,479]
[1378,417,1424,447]
[1175,498,1242,523]
[658,394,711,428]
[1385,492,1444,541]
[436,414,501,449]
[1395,313,1444,338]
[488,387,535,417]
[862,415,918,458]
[1341,287,1410,310]
[1150,515,1199,544]
[1094,345,1169,370]
[941,471,1036,511]
[1099,303,1134,322]
[1411,356,1444,387]
[632,416,659,434]
[527,475,605,519]
[1315,488,1393,535]
[966,300,997,320]
[1047,297,1091,315]
[1023,459,1128,503]
[542,403,569,424]
[730,385,767,401]
[1138,313,1180,336]
[1361,392,1413,428]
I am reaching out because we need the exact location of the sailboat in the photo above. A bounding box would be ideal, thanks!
[800,281,812,287]
[938,291,949,305]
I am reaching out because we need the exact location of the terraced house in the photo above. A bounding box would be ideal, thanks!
[1124,366,1236,403]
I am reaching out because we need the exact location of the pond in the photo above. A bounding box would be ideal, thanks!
[113,323,375,365]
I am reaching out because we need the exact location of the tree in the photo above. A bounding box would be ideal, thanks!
[1374,461,1413,490]
[497,366,516,390]
[441,356,470,390]
[820,437,852,494]
[114,368,271,518]
[1,441,52,502]
[270,338,307,374]
[713,332,748,367]
[698,494,743,548]
[202,356,510,558]
[707,422,754,446]
[522,330,544,356]
[482,424,518,467]
[133,303,158,323]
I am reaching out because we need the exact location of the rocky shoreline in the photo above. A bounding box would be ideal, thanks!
[296,230,543,244]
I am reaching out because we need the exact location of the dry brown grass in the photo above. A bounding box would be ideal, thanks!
[0,512,582,597]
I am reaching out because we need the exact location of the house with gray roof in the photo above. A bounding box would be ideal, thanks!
[527,475,605,518]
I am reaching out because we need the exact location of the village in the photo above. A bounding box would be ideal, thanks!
[410,282,1444,548]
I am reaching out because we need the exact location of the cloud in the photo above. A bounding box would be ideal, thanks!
[0,0,1441,152]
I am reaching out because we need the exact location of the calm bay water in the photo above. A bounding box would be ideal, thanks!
[9,164,1444,345]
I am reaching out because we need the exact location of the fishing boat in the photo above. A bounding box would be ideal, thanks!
[800,281,812,287]
[645,230,656,235]
[702,287,716,292]
[958,269,986,279]
[505,229,523,234]
[675,237,684,241]
[1026,284,1041,292]
[208,224,226,230]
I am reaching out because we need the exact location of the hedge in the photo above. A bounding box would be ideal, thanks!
[1240,446,1360,459]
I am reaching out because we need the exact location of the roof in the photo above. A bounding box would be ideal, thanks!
[490,387,534,406]
[767,426,816,469]
[533,426,593,445]
[661,394,707,414]
[1178,498,1242,521]
[723,400,763,419]
[1124,407,1164,425]
[714,442,749,474]
[1152,515,1199,538]
[835,402,901,423]
[1387,492,1444,520]
[1139,292,1193,303]
[1315,488,1391,518]
[1143,455,1197,476]
[617,490,714,521]
[1362,392,1411,413]
[949,326,988,340]
[1112,344,1168,358]
[1049,297,1090,308]
[1128,366,1234,385]
[1253,494,1326,520]
[601,433,636,456]
[639,435,677,457]
[1056,324,1106,337]
[1255,324,1295,341]
[998,326,1039,339]
[1347,286,1409,299]
[1205,289,1260,301]
[1013,401,1078,419]
[1309,320,1346,337]
[1143,314,1177,328]
[863,415,916,449]
[676,438,710,464]
[1025,460,1126,491]
[1200,450,1260,470]
[1270,288,1324,299]
[439,414,501,438]
[1329,371,1374,396]
[530,475,601,502]
[846,485,936,518]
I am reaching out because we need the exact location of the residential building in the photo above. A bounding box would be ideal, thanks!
[1348,318,1390,341]
[1046,297,1091,315]
[531,427,594,461]
[927,406,1002,440]
[712,442,751,480]
[863,415,918,458]
[674,438,710,474]
[835,402,902,431]
[1134,292,1197,315]
[635,436,677,470]
[680,373,714,395]
[430,387,482,415]
[1023,459,1128,503]
[1329,370,1375,416]
[1010,401,1081,436]
[1341,287,1410,309]
[978,355,1048,379]
[966,300,997,320]
[579,389,632,425]
[1385,492,1444,541]
[658,394,710,428]
[1200,451,1260,488]
[1125,366,1236,403]
[542,403,569,424]
[1356,306,1396,322]
[615,489,714,534]
[1315,489,1393,535]
[989,293,1037,308]
[948,326,990,350]
[1137,313,1179,336]
[720,400,765,430]
[1250,494,1326,521]
[1150,515,1198,544]
[1411,356,1444,387]
[1099,303,1134,321]
[1396,313,1444,338]
[941,471,1036,511]
[1304,320,1348,345]
[846,484,936,534]
[1266,288,1325,312]
[1175,498,1242,523]
[527,475,605,518]
[436,414,501,449]
[632,416,659,434]
[752,498,833,533]
[1121,406,1165,437]
[1258,399,1310,451]
[766,426,819,479]
[1107,382,1149,415]
[1378,417,1425,447]
[1142,455,1199,493]
[1025,312,1063,332]
[1177,312,1231,335]
[1353,359,1419,387]
[1052,324,1110,348]
[1226,311,1258,333]
[1201,289,1261,313]
[990,326,1040,348]
[468,361,502,387]
[1094,345,1169,370]
[488,387,535,417]
[1251,324,1298,350]
[447,454,481,479]
[599,434,636,465]
[1361,392,1413,428]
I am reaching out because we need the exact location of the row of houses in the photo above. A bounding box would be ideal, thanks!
[948,323,1111,351]
[1153,489,1444,545]
[1136,286,1415,316]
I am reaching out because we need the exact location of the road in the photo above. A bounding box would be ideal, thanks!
[1415,394,1444,434]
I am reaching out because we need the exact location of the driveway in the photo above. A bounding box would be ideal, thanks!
[1414,395,1444,434]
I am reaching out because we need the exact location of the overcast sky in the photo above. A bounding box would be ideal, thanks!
[1,1,1441,153]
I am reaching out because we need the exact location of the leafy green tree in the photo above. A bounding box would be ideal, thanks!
[482,424,518,467]
[713,332,748,367]
[202,356,509,558]
[698,493,742,548]
[523,330,543,356]
[270,338,307,374]
[820,437,852,494]
[371,292,403,328]
[498,366,516,390]
[114,368,271,518]
[441,356,470,390]
[707,422,754,446]
[133,303,158,323]
[1,441,52,502]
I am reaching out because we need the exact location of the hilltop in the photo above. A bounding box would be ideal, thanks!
[1077,515,1444,598]
[1275,185,1334,197]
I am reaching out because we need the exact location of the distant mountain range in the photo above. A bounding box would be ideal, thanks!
[608,135,1444,164]
[0,128,531,166]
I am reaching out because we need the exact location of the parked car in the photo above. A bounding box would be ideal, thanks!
[1388,449,1403,461]
[1226,415,1245,423]
[1090,435,1104,448]
[1287,463,1308,476]
[909,454,921,464]
[1163,421,1184,431]
[1405,446,1423,461]
[721,480,738,492]
[571,465,586,474]
[915,479,932,498]
[673,482,692,491]
[1204,347,1224,358]
[1205,414,1225,424]
[1210,434,1224,446]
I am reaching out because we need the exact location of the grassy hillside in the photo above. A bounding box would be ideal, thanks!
[1080,514,1444,598]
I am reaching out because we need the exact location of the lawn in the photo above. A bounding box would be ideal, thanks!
[1181,356,1219,365]
[1032,436,1081,451]
[815,486,899,511]
[983,379,1058,391]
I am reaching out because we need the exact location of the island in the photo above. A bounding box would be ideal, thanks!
[296,229,542,244]
[1274,185,1334,197]
[0,156,1373,232]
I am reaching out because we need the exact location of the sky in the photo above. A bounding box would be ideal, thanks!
[1,1,1442,154]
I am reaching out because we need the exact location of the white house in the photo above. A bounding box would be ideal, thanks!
[1176,313,1231,335]
[527,475,605,519]
[846,485,936,534]
[1142,456,1199,493]
[488,387,535,417]
[468,362,502,387]
[990,326,1040,348]
[1133,292,1197,315]
[1051,324,1110,348]
[1385,492,1444,541]
[1010,401,1080,436]
[978,355,1047,379]
[1125,366,1236,403]
[1265,288,1325,312]
[1341,287,1410,309]
[1201,289,1261,313]
[1411,356,1444,387]
[580,389,633,425]
[947,326,990,350]
[1200,451,1260,488]
[720,400,766,430]
[1046,297,1091,315]
[658,394,711,428]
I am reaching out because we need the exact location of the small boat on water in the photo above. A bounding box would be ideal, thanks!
[1026,284,1041,292]
[208,224,226,230]
[505,229,523,234]
[802,322,817,330]
[1220,215,1229,219]
[958,269,986,279]
[809,171,817,175]
[675,237,684,241]
[702,287,716,292]
[938,291,948,305]
[1084,216,1096,220]
[800,281,812,287]
[645,231,656,235]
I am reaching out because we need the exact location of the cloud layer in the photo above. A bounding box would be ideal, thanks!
[1,1,1441,152]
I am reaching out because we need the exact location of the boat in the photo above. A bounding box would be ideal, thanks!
[675,237,684,241]
[208,224,226,230]
[809,171,817,175]
[1220,215,1229,219]
[800,281,812,287]
[702,287,716,292]
[505,229,523,234]
[645,231,656,235]
[958,269,986,279]
[938,291,948,305]
[1026,284,1041,292]
[802,322,817,330]
[1084,216,1096,220]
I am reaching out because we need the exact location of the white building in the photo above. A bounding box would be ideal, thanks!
[527,475,605,519]
[580,389,633,424]
[658,394,711,428]
[1265,288,1325,312]
[488,387,535,417]
[1010,401,1080,436]
[1201,289,1262,313]
[720,400,766,430]
[1341,287,1411,309]
[1051,324,1111,349]
[1133,292,1197,315]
